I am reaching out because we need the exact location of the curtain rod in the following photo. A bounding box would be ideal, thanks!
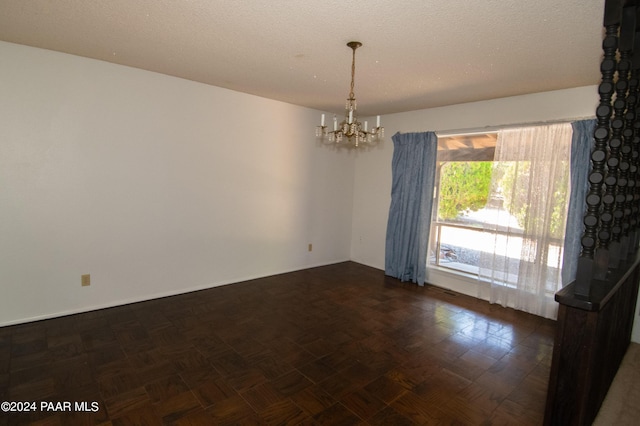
[435,116,595,138]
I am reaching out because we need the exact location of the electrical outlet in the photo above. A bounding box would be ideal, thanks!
[81,274,91,287]
[308,243,313,252]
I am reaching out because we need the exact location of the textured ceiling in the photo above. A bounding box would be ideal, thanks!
[0,0,605,116]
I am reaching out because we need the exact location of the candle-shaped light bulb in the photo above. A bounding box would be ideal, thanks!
[364,121,368,132]
[333,115,338,131]
[376,115,381,128]
[348,110,353,124]
[321,114,325,127]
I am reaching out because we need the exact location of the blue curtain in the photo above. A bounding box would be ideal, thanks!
[385,131,437,284]
[561,119,596,285]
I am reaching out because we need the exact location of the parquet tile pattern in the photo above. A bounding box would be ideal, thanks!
[0,262,555,425]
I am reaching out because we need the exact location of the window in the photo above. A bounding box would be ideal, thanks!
[429,132,498,275]
[425,122,578,319]
[429,129,570,286]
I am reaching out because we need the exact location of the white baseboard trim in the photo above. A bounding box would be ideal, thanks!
[0,259,350,327]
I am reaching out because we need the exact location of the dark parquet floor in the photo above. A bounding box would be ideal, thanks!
[0,262,555,425]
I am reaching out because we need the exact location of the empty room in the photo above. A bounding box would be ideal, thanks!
[2,1,640,425]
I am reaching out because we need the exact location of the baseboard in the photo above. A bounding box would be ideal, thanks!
[0,259,350,327]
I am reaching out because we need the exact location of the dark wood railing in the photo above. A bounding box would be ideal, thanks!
[544,1,640,424]
[544,254,640,425]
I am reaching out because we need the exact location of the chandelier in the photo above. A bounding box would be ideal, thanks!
[316,41,383,148]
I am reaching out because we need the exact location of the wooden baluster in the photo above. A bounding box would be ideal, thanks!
[575,0,623,296]
[611,6,636,266]
[622,10,640,257]
[597,18,623,275]
[630,117,640,251]
[631,24,640,252]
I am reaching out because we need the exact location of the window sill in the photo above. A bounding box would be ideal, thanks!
[426,265,487,300]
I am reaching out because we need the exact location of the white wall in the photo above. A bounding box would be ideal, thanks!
[0,41,355,326]
[633,289,640,343]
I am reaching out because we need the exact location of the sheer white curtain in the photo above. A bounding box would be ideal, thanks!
[478,123,573,319]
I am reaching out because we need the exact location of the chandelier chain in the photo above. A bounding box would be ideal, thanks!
[349,46,356,101]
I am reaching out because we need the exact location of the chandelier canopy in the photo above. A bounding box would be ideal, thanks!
[316,41,383,148]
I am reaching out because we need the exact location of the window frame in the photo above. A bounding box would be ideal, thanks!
[429,132,497,276]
